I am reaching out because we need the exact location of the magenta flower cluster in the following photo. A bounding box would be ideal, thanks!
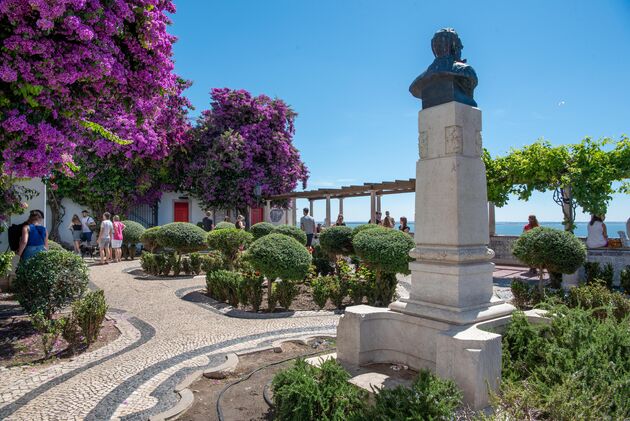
[0,0,191,179]
[183,88,309,210]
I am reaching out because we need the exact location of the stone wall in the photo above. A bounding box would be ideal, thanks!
[489,235,630,286]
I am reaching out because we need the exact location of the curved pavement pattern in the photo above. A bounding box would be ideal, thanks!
[1,261,338,420]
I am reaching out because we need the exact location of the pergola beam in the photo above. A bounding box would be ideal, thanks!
[265,178,416,201]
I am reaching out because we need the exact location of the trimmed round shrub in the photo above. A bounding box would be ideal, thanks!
[319,226,354,256]
[353,227,415,275]
[121,220,145,245]
[140,226,161,252]
[352,223,380,239]
[207,228,253,268]
[47,240,64,250]
[155,222,208,254]
[513,227,586,290]
[250,222,275,240]
[271,225,307,246]
[215,221,236,230]
[248,234,312,281]
[14,250,89,319]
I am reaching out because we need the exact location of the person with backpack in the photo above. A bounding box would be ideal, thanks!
[17,210,48,262]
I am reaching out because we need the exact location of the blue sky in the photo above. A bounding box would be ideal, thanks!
[170,0,630,222]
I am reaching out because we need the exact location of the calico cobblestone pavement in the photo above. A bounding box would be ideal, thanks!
[0,261,521,420]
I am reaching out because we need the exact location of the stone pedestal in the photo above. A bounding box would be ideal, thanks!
[337,102,514,409]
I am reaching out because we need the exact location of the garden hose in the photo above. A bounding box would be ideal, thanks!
[216,347,336,421]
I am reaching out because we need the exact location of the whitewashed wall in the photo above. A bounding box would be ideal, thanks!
[0,178,46,248]
[46,197,88,246]
[156,191,206,226]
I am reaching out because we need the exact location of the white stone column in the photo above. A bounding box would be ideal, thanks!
[338,198,344,215]
[325,195,331,227]
[309,199,314,219]
[370,191,376,223]
[377,194,382,213]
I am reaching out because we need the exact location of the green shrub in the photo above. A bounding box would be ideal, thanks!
[31,311,65,358]
[584,261,601,284]
[312,244,334,276]
[275,280,299,310]
[352,223,380,239]
[200,250,225,273]
[0,251,15,278]
[311,277,330,309]
[140,226,161,252]
[189,252,202,275]
[61,313,81,354]
[14,250,88,319]
[548,271,563,289]
[72,290,108,346]
[327,276,348,309]
[206,270,241,306]
[365,370,462,420]
[171,253,182,276]
[599,262,614,290]
[346,277,365,305]
[238,273,264,311]
[353,226,414,275]
[207,228,253,268]
[140,252,157,275]
[215,221,235,230]
[182,257,192,275]
[249,234,312,281]
[47,240,64,250]
[154,253,170,276]
[249,222,274,240]
[155,222,208,254]
[272,358,367,421]
[365,272,398,307]
[510,279,532,310]
[621,265,630,294]
[121,220,145,245]
[500,307,630,420]
[272,224,307,245]
[319,226,354,256]
[567,281,630,321]
[513,227,586,292]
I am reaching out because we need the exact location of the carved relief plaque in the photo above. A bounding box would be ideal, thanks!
[445,125,463,155]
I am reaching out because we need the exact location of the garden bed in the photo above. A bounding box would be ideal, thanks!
[0,293,120,368]
[125,267,200,281]
[179,337,335,421]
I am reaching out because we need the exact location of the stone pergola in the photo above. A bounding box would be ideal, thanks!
[265,178,416,226]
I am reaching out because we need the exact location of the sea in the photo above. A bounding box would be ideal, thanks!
[338,221,629,238]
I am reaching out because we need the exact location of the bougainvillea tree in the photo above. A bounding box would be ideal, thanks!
[181,88,309,212]
[0,0,191,222]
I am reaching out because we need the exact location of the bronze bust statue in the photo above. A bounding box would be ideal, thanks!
[409,28,478,109]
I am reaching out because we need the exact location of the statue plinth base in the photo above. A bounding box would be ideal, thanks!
[336,102,514,409]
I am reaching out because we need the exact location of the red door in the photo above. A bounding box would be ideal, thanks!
[174,202,189,222]
[250,207,264,225]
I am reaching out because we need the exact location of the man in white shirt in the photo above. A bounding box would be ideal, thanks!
[300,208,316,247]
[97,212,114,264]
[80,210,95,243]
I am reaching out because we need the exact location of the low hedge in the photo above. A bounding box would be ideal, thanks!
[14,249,89,319]
[155,222,208,254]
[206,269,241,306]
[271,225,307,246]
[249,222,275,240]
[121,220,145,245]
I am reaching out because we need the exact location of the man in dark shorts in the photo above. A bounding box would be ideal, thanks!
[300,208,316,247]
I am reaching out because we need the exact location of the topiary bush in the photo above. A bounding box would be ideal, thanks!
[155,222,208,254]
[72,289,108,346]
[14,250,88,319]
[47,240,64,250]
[215,221,236,230]
[513,227,587,292]
[207,228,253,269]
[206,269,242,306]
[249,222,275,240]
[319,226,354,257]
[121,220,145,245]
[140,226,161,252]
[272,359,368,421]
[272,224,307,246]
[352,223,380,239]
[200,250,225,273]
[364,370,462,420]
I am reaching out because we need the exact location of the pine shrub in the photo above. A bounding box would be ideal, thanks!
[72,290,108,345]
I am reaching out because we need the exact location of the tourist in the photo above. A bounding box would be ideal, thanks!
[383,211,395,228]
[17,210,48,262]
[97,212,114,264]
[586,214,608,248]
[235,214,245,230]
[335,214,346,226]
[369,211,383,225]
[68,214,83,254]
[224,215,231,223]
[80,210,96,244]
[202,211,214,231]
[300,207,316,247]
[523,214,539,231]
[399,216,411,234]
[111,215,126,263]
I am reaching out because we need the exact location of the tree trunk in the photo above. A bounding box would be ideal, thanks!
[560,187,574,232]
[46,188,65,242]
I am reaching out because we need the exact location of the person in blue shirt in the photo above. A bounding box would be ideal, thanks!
[17,210,48,262]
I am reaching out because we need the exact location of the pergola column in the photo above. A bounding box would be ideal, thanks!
[309,199,314,218]
[377,194,382,213]
[488,202,496,237]
[338,198,344,215]
[370,190,376,223]
[291,199,297,226]
[325,195,331,226]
